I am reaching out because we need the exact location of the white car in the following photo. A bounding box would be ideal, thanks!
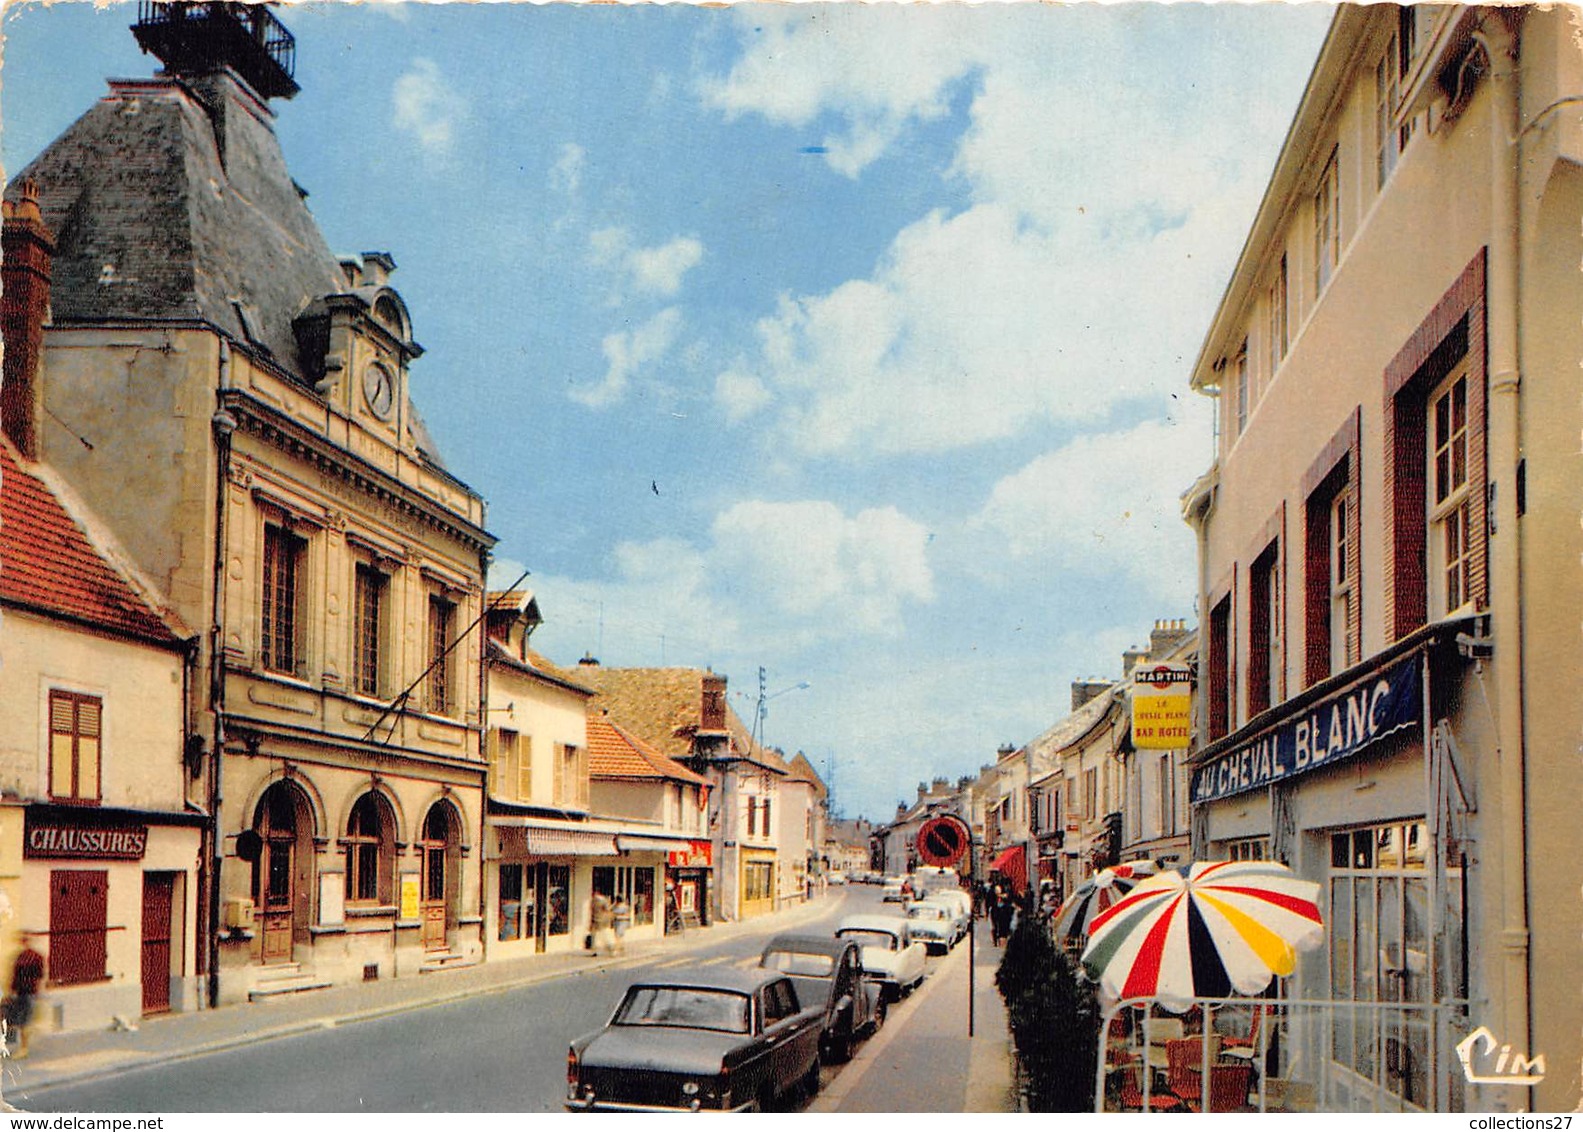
[835,914,927,1001]
[905,901,958,954]
[880,878,908,903]
[926,889,972,939]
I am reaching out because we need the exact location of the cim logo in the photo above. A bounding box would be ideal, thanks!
[1456,1026,1546,1086]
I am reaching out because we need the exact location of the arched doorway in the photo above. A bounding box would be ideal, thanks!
[418,802,459,952]
[253,781,313,964]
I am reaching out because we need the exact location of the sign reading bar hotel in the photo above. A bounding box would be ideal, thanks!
[1132,663,1193,749]
[1191,655,1422,803]
[26,822,148,860]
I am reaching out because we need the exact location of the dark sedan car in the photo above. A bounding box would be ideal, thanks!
[759,933,885,1062]
[565,967,824,1112]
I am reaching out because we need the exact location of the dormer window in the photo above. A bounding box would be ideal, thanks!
[374,294,403,333]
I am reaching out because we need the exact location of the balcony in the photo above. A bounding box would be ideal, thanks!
[132,1,299,100]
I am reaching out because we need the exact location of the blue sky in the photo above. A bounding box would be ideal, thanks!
[2,1,1332,822]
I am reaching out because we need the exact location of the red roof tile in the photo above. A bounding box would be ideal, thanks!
[587,714,710,787]
[1,442,178,644]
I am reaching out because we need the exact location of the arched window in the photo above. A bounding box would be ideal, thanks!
[345,793,394,905]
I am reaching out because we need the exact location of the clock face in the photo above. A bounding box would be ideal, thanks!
[362,363,395,421]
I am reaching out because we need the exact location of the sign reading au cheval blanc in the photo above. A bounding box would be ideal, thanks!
[1131,663,1193,750]
[1190,655,1421,804]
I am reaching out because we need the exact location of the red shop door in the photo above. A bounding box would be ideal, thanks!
[141,873,175,1014]
[49,870,108,986]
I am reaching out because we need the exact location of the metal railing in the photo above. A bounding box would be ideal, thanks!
[1095,995,1475,1113]
[135,2,296,81]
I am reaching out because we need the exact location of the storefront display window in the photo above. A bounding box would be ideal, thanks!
[1328,820,1443,1109]
[547,864,570,937]
[593,864,658,925]
[499,863,523,941]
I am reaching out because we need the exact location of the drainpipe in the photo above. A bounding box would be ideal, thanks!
[207,337,237,1011]
[1475,15,1530,1096]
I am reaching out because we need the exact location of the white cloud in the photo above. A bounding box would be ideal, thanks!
[549,142,586,197]
[715,370,772,424]
[571,307,683,409]
[966,416,1209,605]
[587,228,705,300]
[705,7,1324,460]
[701,5,983,178]
[391,58,465,158]
[710,501,935,637]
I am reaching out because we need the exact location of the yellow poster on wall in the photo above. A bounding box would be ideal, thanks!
[1132,663,1193,749]
[400,873,421,920]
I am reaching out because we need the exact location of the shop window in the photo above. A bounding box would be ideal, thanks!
[546,864,570,938]
[499,863,524,942]
[261,523,306,676]
[1328,820,1447,1109]
[426,594,455,716]
[353,563,388,697]
[1247,539,1281,717]
[1225,837,1269,862]
[744,861,773,903]
[49,869,108,986]
[343,792,394,905]
[592,865,656,926]
[48,691,102,804]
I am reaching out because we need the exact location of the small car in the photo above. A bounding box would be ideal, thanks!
[835,913,927,1001]
[565,968,824,1111]
[905,900,959,954]
[881,877,909,903]
[827,871,847,885]
[760,933,885,1061]
[925,890,972,939]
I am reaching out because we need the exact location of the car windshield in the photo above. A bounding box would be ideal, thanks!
[908,905,946,921]
[837,928,898,951]
[613,987,751,1034]
[762,950,836,977]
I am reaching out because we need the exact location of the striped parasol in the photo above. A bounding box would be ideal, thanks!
[1080,860,1323,1013]
[1050,860,1158,945]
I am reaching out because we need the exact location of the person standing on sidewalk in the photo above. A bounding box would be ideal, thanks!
[589,892,616,956]
[3,932,44,1059]
[611,896,632,955]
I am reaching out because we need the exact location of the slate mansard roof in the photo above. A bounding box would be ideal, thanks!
[7,70,451,466]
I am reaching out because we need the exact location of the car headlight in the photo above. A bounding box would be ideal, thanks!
[682,1082,700,1096]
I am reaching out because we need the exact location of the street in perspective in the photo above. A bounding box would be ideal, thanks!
[0,0,1579,1116]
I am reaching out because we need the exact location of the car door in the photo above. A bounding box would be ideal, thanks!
[762,978,814,1095]
[897,926,925,988]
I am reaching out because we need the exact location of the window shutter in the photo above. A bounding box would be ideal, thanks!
[552,742,565,804]
[518,736,533,801]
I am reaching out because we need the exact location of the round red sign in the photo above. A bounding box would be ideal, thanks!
[916,816,969,867]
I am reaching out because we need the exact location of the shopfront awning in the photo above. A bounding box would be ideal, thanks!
[990,845,1026,892]
[615,835,695,854]
[488,817,621,857]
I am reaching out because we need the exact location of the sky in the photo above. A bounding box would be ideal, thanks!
[1,0,1333,823]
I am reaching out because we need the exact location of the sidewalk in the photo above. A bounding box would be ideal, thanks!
[809,918,1020,1113]
[3,894,839,1099]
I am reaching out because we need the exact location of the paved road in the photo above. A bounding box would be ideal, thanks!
[12,887,953,1112]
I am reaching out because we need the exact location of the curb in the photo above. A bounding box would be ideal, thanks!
[10,893,840,1097]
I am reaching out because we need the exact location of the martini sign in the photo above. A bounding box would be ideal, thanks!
[1131,662,1193,749]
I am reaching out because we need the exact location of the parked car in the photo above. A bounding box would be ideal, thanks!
[759,933,885,1061]
[905,900,959,954]
[565,968,824,1111]
[881,878,908,903]
[827,871,847,885]
[925,889,972,939]
[835,914,927,1001]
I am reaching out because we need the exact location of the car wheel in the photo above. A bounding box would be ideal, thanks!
[830,1016,853,1063]
[871,996,887,1031]
[800,1050,823,1101]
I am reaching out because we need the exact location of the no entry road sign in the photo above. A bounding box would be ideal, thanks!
[916,815,970,867]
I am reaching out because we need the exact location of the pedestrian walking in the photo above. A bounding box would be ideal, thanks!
[3,932,44,1059]
[589,891,616,957]
[612,896,632,955]
[991,885,1015,946]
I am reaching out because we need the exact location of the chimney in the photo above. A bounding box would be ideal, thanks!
[996,743,1017,762]
[700,672,728,732]
[1122,646,1148,677]
[1149,618,1191,659]
[1071,678,1114,712]
[577,653,600,667]
[2,181,55,459]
